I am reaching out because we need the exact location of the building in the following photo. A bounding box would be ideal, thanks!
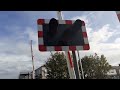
[19,65,47,79]
[35,65,47,79]
[107,64,120,79]
[19,71,31,79]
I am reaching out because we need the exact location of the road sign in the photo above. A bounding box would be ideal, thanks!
[37,18,90,51]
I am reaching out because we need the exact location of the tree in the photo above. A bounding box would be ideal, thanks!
[79,54,111,79]
[45,52,69,79]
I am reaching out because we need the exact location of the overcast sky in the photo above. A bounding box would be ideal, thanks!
[0,11,120,79]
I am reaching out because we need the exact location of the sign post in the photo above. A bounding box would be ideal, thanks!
[72,51,81,79]
[37,11,90,79]
[57,11,75,79]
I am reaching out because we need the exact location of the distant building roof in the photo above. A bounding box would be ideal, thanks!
[111,66,120,69]
[20,71,30,75]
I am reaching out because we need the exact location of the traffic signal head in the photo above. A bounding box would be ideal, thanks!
[48,18,58,37]
[73,19,82,30]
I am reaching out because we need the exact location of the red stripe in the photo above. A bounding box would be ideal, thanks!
[68,51,73,68]
[83,44,90,50]
[38,31,43,37]
[82,32,87,37]
[39,45,47,51]
[65,20,72,24]
[82,21,85,26]
[55,46,62,51]
[69,46,76,51]
[37,19,44,25]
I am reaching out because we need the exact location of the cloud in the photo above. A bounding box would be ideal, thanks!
[23,27,38,42]
[0,25,51,79]
[71,15,89,26]
[90,24,114,43]
[85,25,120,65]
[115,38,120,43]
[71,14,120,66]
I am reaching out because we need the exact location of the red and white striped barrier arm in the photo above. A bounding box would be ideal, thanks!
[116,11,120,22]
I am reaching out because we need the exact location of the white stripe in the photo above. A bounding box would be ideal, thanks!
[57,11,63,20]
[116,11,120,14]
[82,26,86,32]
[84,38,89,44]
[58,20,66,24]
[45,19,50,24]
[62,46,69,51]
[76,46,83,50]
[38,25,43,31]
[47,46,54,51]
[38,38,44,44]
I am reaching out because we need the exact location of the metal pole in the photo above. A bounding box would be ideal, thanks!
[77,51,84,79]
[67,51,76,79]
[57,11,81,79]
[56,11,75,79]
[30,40,35,79]
[72,51,81,79]
[65,52,73,79]
[57,11,63,20]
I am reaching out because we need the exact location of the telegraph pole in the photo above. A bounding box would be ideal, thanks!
[30,40,35,79]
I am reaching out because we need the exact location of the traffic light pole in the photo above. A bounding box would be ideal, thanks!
[57,11,75,79]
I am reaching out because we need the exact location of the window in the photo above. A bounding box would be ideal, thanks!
[108,69,117,75]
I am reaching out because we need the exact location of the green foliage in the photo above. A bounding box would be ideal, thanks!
[79,54,111,79]
[45,52,111,79]
[45,52,69,79]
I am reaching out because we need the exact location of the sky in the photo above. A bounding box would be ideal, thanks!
[0,11,120,79]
